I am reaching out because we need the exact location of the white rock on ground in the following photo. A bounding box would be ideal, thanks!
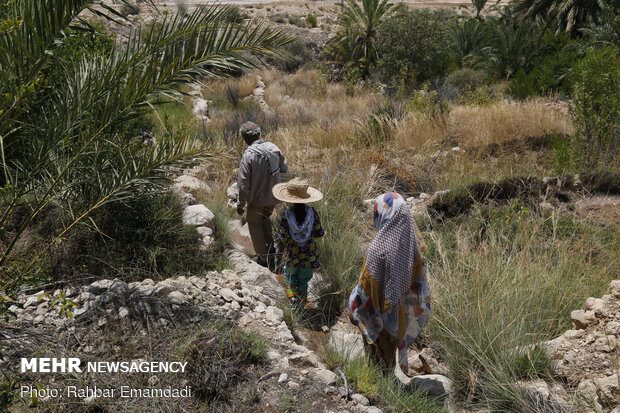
[226,183,239,210]
[228,219,255,256]
[310,368,338,386]
[173,175,211,194]
[182,204,215,227]
[570,309,596,329]
[226,249,281,300]
[394,366,453,398]
[328,319,364,359]
[192,98,210,121]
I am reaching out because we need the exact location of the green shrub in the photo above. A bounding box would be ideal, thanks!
[119,1,140,17]
[265,38,314,73]
[428,204,617,408]
[272,13,286,23]
[183,320,268,402]
[508,48,578,99]
[570,47,620,169]
[306,14,318,28]
[408,83,451,125]
[287,14,306,28]
[444,68,488,95]
[375,9,457,89]
[224,6,248,23]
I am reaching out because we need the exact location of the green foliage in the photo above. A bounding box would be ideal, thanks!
[51,191,221,278]
[507,31,578,98]
[322,342,445,411]
[353,104,400,148]
[408,83,451,125]
[312,71,328,99]
[266,38,315,73]
[512,0,612,33]
[306,14,318,28]
[508,48,577,98]
[447,18,487,68]
[287,14,306,28]
[183,320,268,402]
[224,6,248,23]
[0,0,290,292]
[550,133,575,174]
[427,203,618,409]
[0,373,19,413]
[512,345,552,380]
[579,8,620,51]
[570,46,620,169]
[445,68,488,94]
[481,12,541,79]
[374,9,456,89]
[315,174,367,321]
[330,0,405,77]
[343,62,364,96]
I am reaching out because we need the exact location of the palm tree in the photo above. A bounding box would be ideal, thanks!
[0,0,290,290]
[482,12,540,78]
[448,19,488,67]
[333,0,404,76]
[511,0,615,33]
[463,0,501,20]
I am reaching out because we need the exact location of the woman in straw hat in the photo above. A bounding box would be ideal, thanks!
[348,192,431,375]
[273,178,325,306]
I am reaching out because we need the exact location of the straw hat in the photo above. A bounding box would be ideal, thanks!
[272,178,323,203]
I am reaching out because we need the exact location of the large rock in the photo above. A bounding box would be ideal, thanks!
[328,319,364,359]
[394,367,453,398]
[174,175,211,194]
[228,219,255,256]
[594,374,619,407]
[192,98,210,121]
[226,249,282,300]
[227,183,239,210]
[310,368,338,386]
[571,309,596,330]
[182,204,215,227]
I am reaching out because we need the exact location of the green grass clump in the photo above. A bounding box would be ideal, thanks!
[321,341,445,412]
[182,320,268,402]
[314,172,368,321]
[426,201,618,410]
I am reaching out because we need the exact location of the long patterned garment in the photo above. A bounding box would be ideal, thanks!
[348,192,431,373]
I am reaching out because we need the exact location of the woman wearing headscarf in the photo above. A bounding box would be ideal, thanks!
[348,192,431,374]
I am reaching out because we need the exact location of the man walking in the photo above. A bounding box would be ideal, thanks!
[236,121,288,269]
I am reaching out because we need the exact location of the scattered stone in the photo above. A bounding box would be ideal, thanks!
[118,307,129,319]
[310,368,338,385]
[182,204,215,227]
[410,374,453,398]
[289,351,320,368]
[278,373,288,383]
[174,175,210,194]
[220,288,242,303]
[196,226,213,237]
[594,374,618,407]
[168,291,190,306]
[571,309,597,329]
[178,192,198,208]
[351,393,370,406]
[419,347,449,375]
